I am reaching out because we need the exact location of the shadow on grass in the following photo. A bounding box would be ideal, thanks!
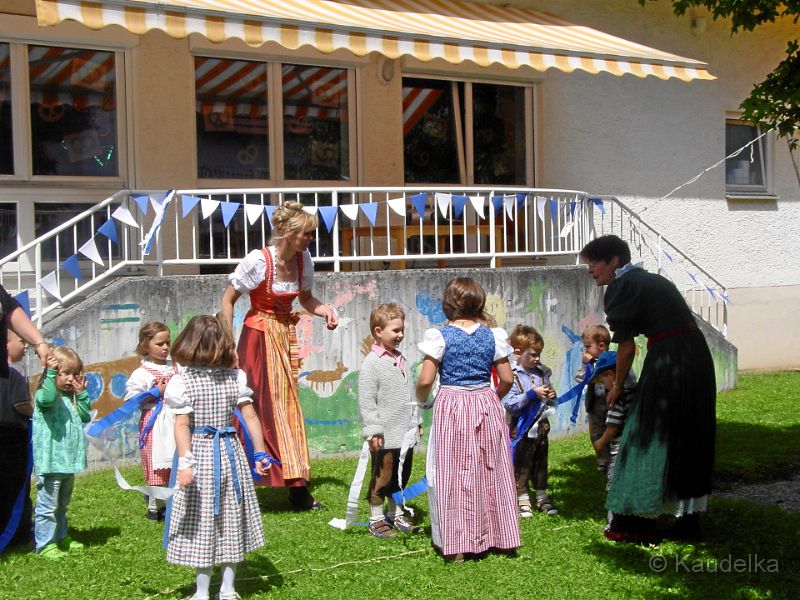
[254,476,347,513]
[713,422,800,488]
[586,498,800,599]
[72,525,121,547]
[548,454,608,521]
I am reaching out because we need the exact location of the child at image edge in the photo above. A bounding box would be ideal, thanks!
[416,277,520,562]
[164,315,271,600]
[124,321,177,520]
[33,345,91,559]
[575,325,612,473]
[358,303,422,539]
[502,325,559,517]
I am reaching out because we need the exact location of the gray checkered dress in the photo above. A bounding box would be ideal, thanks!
[165,368,265,568]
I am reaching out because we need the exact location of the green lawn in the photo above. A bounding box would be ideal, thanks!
[2,372,799,599]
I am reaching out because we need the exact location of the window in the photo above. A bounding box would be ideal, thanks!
[403,77,533,185]
[34,202,118,261]
[195,57,269,180]
[0,203,16,257]
[0,43,12,174]
[725,120,769,195]
[194,58,353,183]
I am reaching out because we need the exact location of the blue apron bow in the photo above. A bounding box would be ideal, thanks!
[192,425,242,516]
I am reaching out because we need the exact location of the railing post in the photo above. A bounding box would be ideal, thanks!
[331,190,341,272]
[34,243,43,328]
[488,189,497,268]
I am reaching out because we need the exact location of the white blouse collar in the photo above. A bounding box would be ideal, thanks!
[615,261,644,279]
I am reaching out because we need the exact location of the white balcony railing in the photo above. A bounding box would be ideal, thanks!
[0,186,728,335]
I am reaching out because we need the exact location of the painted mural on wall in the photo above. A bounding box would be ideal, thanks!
[42,269,736,465]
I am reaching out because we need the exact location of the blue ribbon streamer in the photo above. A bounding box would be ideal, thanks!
[0,424,32,552]
[390,476,429,505]
[233,408,281,482]
[138,394,163,449]
[192,426,242,516]
[86,389,156,438]
[510,396,543,454]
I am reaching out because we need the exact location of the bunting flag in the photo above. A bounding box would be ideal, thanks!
[264,205,276,226]
[318,206,338,233]
[142,191,174,256]
[220,201,240,228]
[132,194,150,215]
[181,194,202,218]
[149,191,170,213]
[569,200,577,217]
[13,291,31,318]
[705,286,717,300]
[302,206,318,216]
[516,193,527,208]
[559,220,575,238]
[340,203,359,221]
[435,193,451,219]
[97,220,118,245]
[201,198,220,220]
[503,195,515,221]
[662,248,674,262]
[491,195,504,213]
[687,271,699,284]
[590,197,605,214]
[469,195,485,219]
[548,198,559,222]
[245,204,264,226]
[535,196,547,221]
[411,193,427,219]
[720,292,731,304]
[78,237,104,266]
[39,271,60,300]
[452,195,468,219]
[61,254,82,281]
[361,202,378,226]
[112,203,139,229]
[386,197,406,217]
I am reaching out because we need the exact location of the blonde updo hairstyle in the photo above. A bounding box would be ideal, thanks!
[270,201,317,245]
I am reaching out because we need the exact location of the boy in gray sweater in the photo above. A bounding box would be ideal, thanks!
[358,303,422,538]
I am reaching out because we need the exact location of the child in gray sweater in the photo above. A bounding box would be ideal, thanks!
[358,303,422,538]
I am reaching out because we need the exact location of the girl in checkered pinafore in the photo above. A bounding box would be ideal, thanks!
[164,316,273,600]
[124,321,176,521]
[416,277,520,562]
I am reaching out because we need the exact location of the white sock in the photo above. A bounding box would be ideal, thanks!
[535,490,548,502]
[220,563,237,595]
[517,493,531,505]
[147,495,158,511]
[195,568,212,598]
[387,499,402,519]
[369,503,385,522]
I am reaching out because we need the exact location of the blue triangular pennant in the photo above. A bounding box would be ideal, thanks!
[451,195,468,219]
[360,202,378,226]
[61,254,82,281]
[569,201,577,217]
[96,220,118,245]
[13,291,31,318]
[132,194,150,215]
[181,195,201,218]
[516,193,527,208]
[491,195,504,213]
[548,198,559,222]
[590,197,605,214]
[318,206,338,233]
[264,205,276,226]
[410,193,427,219]
[220,201,240,228]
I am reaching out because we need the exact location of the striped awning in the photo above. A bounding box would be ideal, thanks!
[35,0,715,82]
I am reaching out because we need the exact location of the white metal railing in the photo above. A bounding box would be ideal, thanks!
[0,186,727,335]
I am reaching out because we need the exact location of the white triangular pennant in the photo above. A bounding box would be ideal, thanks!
[387,197,406,217]
[112,203,140,229]
[535,196,547,221]
[39,271,61,300]
[303,206,317,215]
[201,199,220,220]
[468,195,485,219]
[503,195,515,221]
[435,193,451,219]
[245,204,264,226]
[559,220,575,238]
[78,237,105,266]
[340,204,360,221]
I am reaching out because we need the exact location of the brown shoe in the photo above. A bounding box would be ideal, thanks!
[368,519,397,539]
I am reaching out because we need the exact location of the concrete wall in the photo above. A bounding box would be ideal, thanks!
[42,268,736,465]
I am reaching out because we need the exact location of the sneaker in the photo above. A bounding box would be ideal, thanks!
[58,536,84,551]
[217,593,242,600]
[181,594,209,600]
[535,497,558,515]
[368,519,397,539]
[518,503,534,518]
[389,515,421,533]
[39,543,67,560]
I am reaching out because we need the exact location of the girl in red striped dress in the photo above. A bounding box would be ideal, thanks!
[124,321,176,520]
[416,277,520,562]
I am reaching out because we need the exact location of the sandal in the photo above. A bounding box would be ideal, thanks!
[368,519,397,539]
[536,497,558,515]
[389,515,421,533]
[518,504,534,518]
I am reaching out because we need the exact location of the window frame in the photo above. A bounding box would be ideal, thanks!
[724,116,775,199]
[401,74,536,187]
[192,52,359,188]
